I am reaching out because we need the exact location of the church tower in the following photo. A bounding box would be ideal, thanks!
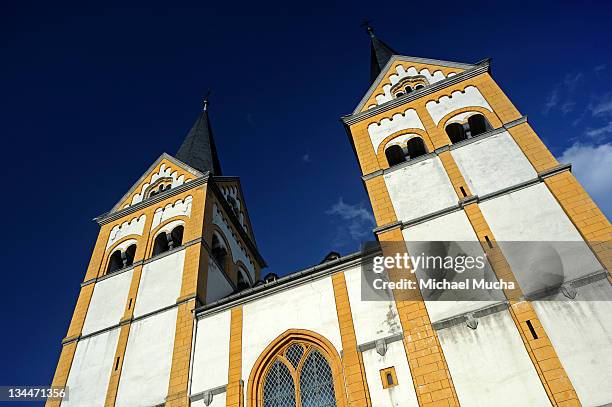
[46,27,612,407]
[47,99,265,406]
[342,27,612,406]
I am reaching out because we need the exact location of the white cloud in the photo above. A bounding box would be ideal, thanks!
[558,142,612,217]
[326,198,375,245]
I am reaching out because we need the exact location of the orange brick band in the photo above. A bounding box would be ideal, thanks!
[166,300,196,406]
[331,272,371,406]
[226,306,244,407]
[543,172,612,273]
[378,228,461,407]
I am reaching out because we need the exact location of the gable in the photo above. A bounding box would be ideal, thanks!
[111,153,203,213]
[354,55,476,114]
[214,177,255,240]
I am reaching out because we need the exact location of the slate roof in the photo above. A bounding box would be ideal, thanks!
[175,100,223,175]
[368,27,397,84]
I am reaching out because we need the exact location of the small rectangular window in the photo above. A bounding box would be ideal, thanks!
[114,356,120,371]
[380,367,398,389]
[128,298,133,310]
[459,186,467,197]
[484,235,493,249]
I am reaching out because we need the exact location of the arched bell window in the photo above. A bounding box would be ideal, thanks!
[261,343,337,407]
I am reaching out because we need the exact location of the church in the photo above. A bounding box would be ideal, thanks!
[47,28,612,407]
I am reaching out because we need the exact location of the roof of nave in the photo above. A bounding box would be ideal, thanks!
[194,243,382,317]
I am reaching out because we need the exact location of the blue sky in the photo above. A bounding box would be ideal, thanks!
[1,0,611,398]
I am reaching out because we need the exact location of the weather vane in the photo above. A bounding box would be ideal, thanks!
[202,89,211,111]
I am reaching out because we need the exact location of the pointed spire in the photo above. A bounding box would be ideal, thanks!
[364,23,397,84]
[175,92,223,175]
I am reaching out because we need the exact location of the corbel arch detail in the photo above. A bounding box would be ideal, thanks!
[437,106,502,133]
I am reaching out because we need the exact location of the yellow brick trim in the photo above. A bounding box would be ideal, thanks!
[413,104,451,149]
[470,74,522,123]
[103,323,131,406]
[544,172,612,272]
[332,272,371,407]
[506,122,559,172]
[166,300,196,407]
[437,151,473,199]
[378,228,461,407]
[462,203,581,406]
[227,306,244,407]
[364,176,397,227]
[45,341,77,407]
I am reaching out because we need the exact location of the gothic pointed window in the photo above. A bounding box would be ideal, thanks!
[260,342,338,407]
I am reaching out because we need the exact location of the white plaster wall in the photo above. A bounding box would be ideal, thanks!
[133,251,184,318]
[82,270,133,335]
[439,310,551,407]
[425,86,492,125]
[367,109,425,152]
[115,308,179,407]
[107,215,146,248]
[403,210,502,323]
[362,341,419,407]
[205,257,234,304]
[533,280,612,407]
[451,132,537,197]
[191,311,231,395]
[62,328,120,407]
[344,266,402,345]
[384,156,457,222]
[241,277,342,383]
[151,196,193,230]
[212,203,255,280]
[479,184,602,293]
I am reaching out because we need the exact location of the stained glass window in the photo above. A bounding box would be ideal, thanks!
[261,343,337,407]
[285,344,304,369]
[299,350,336,407]
[263,361,296,407]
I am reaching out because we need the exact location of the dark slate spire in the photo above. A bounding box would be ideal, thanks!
[175,95,223,175]
[366,25,397,84]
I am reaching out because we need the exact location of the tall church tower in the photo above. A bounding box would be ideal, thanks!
[342,27,612,407]
[46,28,612,407]
[47,99,265,406]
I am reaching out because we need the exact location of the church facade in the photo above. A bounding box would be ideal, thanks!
[48,29,612,407]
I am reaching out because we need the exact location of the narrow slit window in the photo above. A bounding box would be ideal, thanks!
[114,357,120,371]
[526,320,538,339]
[484,235,493,249]
[459,186,467,197]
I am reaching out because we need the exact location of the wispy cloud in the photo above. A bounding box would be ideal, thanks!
[585,122,612,141]
[543,88,559,115]
[558,142,612,217]
[594,64,606,75]
[302,153,311,163]
[326,198,375,246]
[589,94,612,116]
[544,73,583,115]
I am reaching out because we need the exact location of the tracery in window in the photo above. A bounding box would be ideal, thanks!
[261,342,337,407]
